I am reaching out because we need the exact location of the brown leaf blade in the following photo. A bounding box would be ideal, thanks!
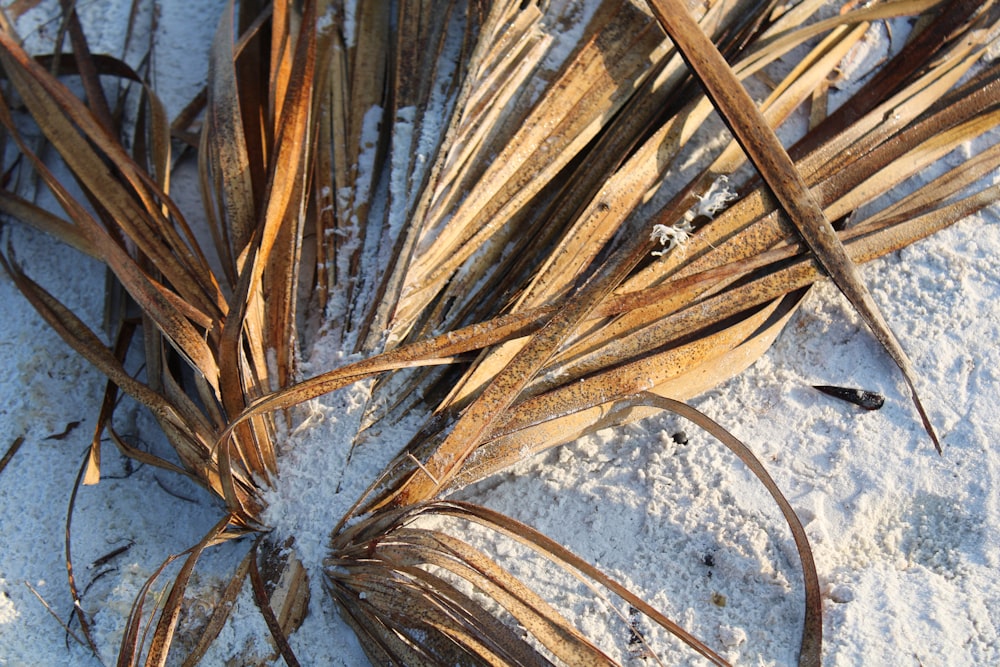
[645,0,942,451]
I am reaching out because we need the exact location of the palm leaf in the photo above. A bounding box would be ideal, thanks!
[1,0,998,664]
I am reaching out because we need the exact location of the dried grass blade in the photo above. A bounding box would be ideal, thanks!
[221,306,550,435]
[106,428,208,490]
[267,1,294,130]
[0,189,97,257]
[353,574,530,665]
[428,3,547,207]
[824,109,1000,223]
[84,318,137,484]
[448,296,801,488]
[134,69,173,195]
[868,141,1000,227]
[0,85,223,394]
[231,135,1000,435]
[259,1,318,389]
[439,1,881,409]
[386,241,648,506]
[214,2,319,509]
[531,19,868,369]
[628,394,821,667]
[0,32,224,314]
[545,172,996,395]
[641,59,997,298]
[382,571,554,666]
[0,251,240,506]
[117,553,184,667]
[352,2,528,351]
[558,109,1000,384]
[0,251,194,429]
[335,588,424,665]
[803,50,991,190]
[329,576,468,666]
[224,0,317,336]
[346,2,388,177]
[674,0,949,183]
[330,508,614,665]
[457,161,999,484]
[740,0,943,78]
[0,436,25,477]
[483,297,796,448]
[248,538,301,667]
[312,3,391,341]
[392,2,665,337]
[65,450,100,657]
[349,0,474,348]
[143,515,237,667]
[204,0,259,275]
[55,0,115,132]
[24,580,90,651]
[179,547,252,667]
[797,0,989,153]
[645,0,940,450]
[426,501,732,666]
[380,528,615,665]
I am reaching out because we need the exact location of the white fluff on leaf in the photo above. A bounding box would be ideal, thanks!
[650,220,694,255]
[651,176,735,256]
[694,175,737,219]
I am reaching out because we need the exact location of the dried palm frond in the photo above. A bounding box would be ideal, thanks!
[1,0,998,664]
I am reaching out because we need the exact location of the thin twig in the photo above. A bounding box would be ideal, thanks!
[23,580,91,652]
[65,448,100,656]
[0,436,25,476]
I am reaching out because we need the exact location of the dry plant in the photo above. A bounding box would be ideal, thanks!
[1,0,998,664]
